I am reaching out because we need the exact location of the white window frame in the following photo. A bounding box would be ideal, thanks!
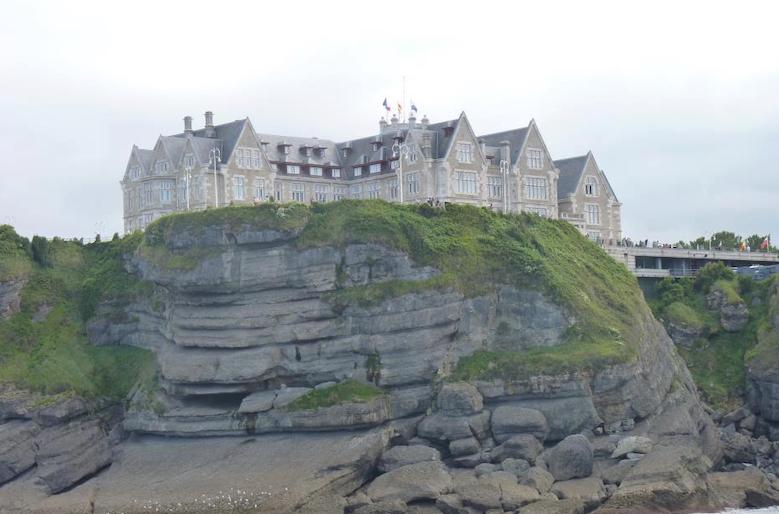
[456,142,473,163]
[525,177,548,200]
[155,160,169,174]
[291,182,305,202]
[584,176,598,196]
[287,165,300,175]
[369,163,382,174]
[487,176,503,198]
[331,167,341,178]
[350,184,362,199]
[309,166,323,177]
[455,170,478,195]
[527,149,543,169]
[367,182,380,199]
[160,180,173,203]
[353,166,363,177]
[314,183,330,202]
[334,186,346,201]
[585,203,600,225]
[129,166,141,179]
[388,178,399,200]
[254,178,265,201]
[233,175,245,201]
[407,173,419,194]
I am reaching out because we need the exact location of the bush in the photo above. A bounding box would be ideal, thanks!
[31,235,51,267]
[695,262,735,293]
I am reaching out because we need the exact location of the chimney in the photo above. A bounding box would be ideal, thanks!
[390,114,399,126]
[479,139,486,157]
[408,113,417,128]
[500,140,511,164]
[379,117,388,132]
[204,111,216,138]
[420,115,430,127]
[183,116,193,135]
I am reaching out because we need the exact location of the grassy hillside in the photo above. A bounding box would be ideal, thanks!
[145,201,646,378]
[0,226,154,402]
[650,262,778,410]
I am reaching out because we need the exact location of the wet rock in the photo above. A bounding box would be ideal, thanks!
[450,437,480,457]
[611,436,653,459]
[491,406,549,443]
[541,435,593,481]
[378,445,442,473]
[520,499,586,514]
[366,461,453,503]
[437,383,483,417]
[708,468,771,508]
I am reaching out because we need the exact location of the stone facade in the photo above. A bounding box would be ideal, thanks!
[120,111,622,240]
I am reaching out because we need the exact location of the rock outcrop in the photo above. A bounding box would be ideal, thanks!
[0,278,25,319]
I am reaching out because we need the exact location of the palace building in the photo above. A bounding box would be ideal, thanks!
[121,111,622,241]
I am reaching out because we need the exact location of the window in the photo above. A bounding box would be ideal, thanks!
[389,179,399,200]
[409,145,418,163]
[331,167,341,178]
[236,148,260,169]
[155,161,169,174]
[526,206,548,217]
[456,142,473,163]
[192,176,203,202]
[407,173,419,194]
[291,182,305,202]
[183,155,195,168]
[525,177,547,200]
[271,163,279,172]
[455,171,478,195]
[487,176,503,198]
[233,176,245,200]
[586,204,600,225]
[390,160,399,170]
[367,182,380,199]
[527,149,543,169]
[584,176,598,196]
[159,180,173,203]
[314,184,329,202]
[353,166,363,177]
[350,184,362,199]
[333,186,346,201]
[252,149,261,169]
[254,179,265,201]
[287,165,300,175]
[369,163,382,174]
[310,166,323,177]
[141,182,153,206]
[129,166,141,179]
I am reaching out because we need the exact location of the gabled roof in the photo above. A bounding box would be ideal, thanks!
[134,147,155,172]
[336,131,405,169]
[554,154,589,199]
[159,136,187,166]
[422,117,460,159]
[258,133,341,166]
[478,125,530,166]
[173,119,247,163]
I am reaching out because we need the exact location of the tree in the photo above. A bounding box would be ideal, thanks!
[30,235,51,267]
[689,236,708,250]
[710,231,740,251]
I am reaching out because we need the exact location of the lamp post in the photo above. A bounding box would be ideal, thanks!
[392,142,409,203]
[209,148,221,208]
[184,165,192,211]
[499,159,510,214]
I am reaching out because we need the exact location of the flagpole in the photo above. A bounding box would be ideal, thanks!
[402,76,406,123]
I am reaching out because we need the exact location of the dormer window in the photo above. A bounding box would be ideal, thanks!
[302,146,312,157]
[369,163,381,174]
[155,161,169,174]
[584,176,598,196]
[183,155,195,168]
[353,166,363,177]
[343,148,349,158]
[129,166,141,179]
[287,165,300,175]
[318,147,328,158]
[372,140,382,151]
[331,167,341,178]
[310,166,323,177]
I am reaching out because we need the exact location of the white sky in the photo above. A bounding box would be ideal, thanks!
[1,0,778,242]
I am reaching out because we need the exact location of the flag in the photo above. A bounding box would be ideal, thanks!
[397,102,403,113]
[760,237,770,250]
[382,98,390,112]
[410,102,418,113]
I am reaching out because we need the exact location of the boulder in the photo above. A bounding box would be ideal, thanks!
[541,434,593,481]
[378,445,442,473]
[491,433,542,463]
[366,461,453,503]
[499,481,541,510]
[708,468,771,508]
[520,499,587,514]
[491,406,549,443]
[32,396,88,427]
[456,482,502,511]
[34,419,114,494]
[520,466,555,493]
[449,437,480,457]
[721,301,749,332]
[666,320,702,349]
[722,406,751,426]
[610,436,653,459]
[437,383,483,417]
[273,387,312,408]
[237,390,276,413]
[746,487,779,508]
[354,500,408,514]
[475,463,500,477]
[599,459,636,485]
[0,420,39,484]
[591,437,617,459]
[721,428,755,463]
[417,412,490,442]
[435,494,470,514]
[501,457,530,478]
[551,477,607,504]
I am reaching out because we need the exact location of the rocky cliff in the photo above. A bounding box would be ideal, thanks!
[1,203,777,513]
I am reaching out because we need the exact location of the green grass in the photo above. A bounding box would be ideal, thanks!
[0,234,155,402]
[0,225,32,281]
[285,379,385,411]
[451,339,635,382]
[712,279,743,305]
[664,301,705,330]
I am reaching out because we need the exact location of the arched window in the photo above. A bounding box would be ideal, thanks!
[584,176,598,196]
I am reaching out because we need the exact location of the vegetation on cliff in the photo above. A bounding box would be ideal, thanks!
[286,379,385,411]
[0,226,153,401]
[650,262,779,410]
[144,201,647,377]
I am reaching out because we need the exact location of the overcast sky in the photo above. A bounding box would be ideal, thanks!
[1,0,777,242]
